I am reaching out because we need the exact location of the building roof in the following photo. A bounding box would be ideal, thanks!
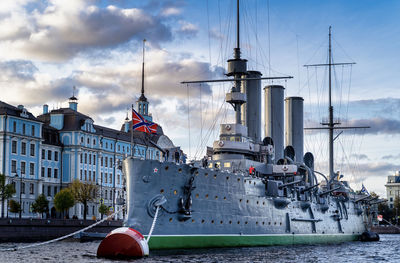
[37,107,93,131]
[0,100,40,122]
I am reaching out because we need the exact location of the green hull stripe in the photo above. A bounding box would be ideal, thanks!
[146,234,359,250]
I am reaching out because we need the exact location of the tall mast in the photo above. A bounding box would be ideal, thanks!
[328,26,334,180]
[141,39,146,97]
[235,0,240,59]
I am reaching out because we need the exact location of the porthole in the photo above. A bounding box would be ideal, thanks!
[274,222,277,225]
[220,221,223,224]
[192,219,195,223]
[256,221,259,225]
[178,168,182,173]
[237,221,240,224]
[195,194,199,198]
[244,180,246,183]
[249,180,251,184]
[173,190,177,195]
[237,178,240,182]
[239,199,243,202]
[165,166,169,170]
[205,173,208,177]
[169,218,172,222]
[245,221,248,225]
[215,196,218,199]
[254,182,256,185]
[201,219,205,223]
[226,176,229,180]
[256,201,259,205]
[280,222,282,225]
[262,222,265,225]
[195,171,199,175]
[223,197,227,200]
[263,202,265,205]
[211,220,214,224]
[205,194,209,198]
[246,200,249,203]
[268,222,271,225]
[160,189,164,193]
[229,221,232,224]
[213,174,217,179]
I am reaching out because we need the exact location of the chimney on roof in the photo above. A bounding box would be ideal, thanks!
[69,86,78,111]
[43,104,49,114]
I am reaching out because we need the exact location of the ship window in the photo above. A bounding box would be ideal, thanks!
[195,171,199,175]
[237,221,240,224]
[169,218,172,222]
[160,189,164,193]
[165,166,169,170]
[205,173,208,177]
[268,222,271,225]
[246,200,249,203]
[201,220,205,223]
[229,221,232,224]
[178,168,182,173]
[280,222,282,225]
[263,202,265,205]
[224,162,231,168]
[256,222,259,225]
[205,194,209,198]
[274,222,277,225]
[235,137,240,142]
[245,221,248,225]
[256,201,259,205]
[262,222,265,225]
[226,176,229,180]
[220,221,223,224]
[215,196,218,199]
[230,137,235,141]
[254,182,256,185]
[237,178,240,182]
[173,190,177,195]
[192,219,195,223]
[249,181,251,184]
[195,194,199,198]
[223,197,226,200]
[211,220,214,224]
[239,199,242,202]
[213,174,217,179]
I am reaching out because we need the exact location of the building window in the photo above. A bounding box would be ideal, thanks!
[42,149,45,159]
[30,143,35,156]
[84,170,87,181]
[11,160,17,173]
[105,173,107,183]
[89,171,92,181]
[117,174,120,185]
[85,153,87,164]
[87,138,90,144]
[80,170,83,180]
[390,197,393,202]
[55,152,58,161]
[109,173,112,184]
[13,122,16,132]
[11,141,17,154]
[41,167,45,177]
[21,142,26,155]
[47,168,51,178]
[105,157,108,167]
[47,186,51,197]
[31,126,35,136]
[89,154,92,165]
[21,161,26,175]
[54,168,58,179]
[110,157,112,167]
[29,163,34,176]
[22,124,26,135]
[21,182,25,194]
[105,190,108,200]
[54,186,58,196]
[109,191,112,200]
[93,155,96,165]
[111,144,113,150]
[101,157,103,166]
[118,145,120,151]
[93,171,96,182]
[80,154,82,163]
[105,142,108,149]
[30,183,34,195]
[48,150,52,160]
[93,139,96,145]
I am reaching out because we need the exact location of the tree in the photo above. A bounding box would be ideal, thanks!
[0,173,16,218]
[8,199,20,217]
[378,202,393,224]
[54,188,75,218]
[70,179,98,220]
[31,194,49,218]
[98,203,108,219]
[393,196,400,224]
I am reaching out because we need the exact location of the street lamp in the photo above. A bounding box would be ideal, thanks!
[15,168,22,219]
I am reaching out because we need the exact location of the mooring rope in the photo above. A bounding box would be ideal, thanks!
[146,205,160,243]
[1,206,125,252]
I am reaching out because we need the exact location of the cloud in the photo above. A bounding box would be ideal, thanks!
[0,0,173,61]
[382,153,400,160]
[176,20,198,39]
[350,154,369,160]
[160,7,182,17]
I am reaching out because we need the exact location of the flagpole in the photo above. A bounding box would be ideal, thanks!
[131,104,134,157]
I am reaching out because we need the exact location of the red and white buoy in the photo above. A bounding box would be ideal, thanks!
[97,227,149,258]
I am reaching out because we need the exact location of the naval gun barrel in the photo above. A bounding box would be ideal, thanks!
[319,186,341,196]
[369,199,387,206]
[300,183,320,194]
[278,180,302,189]
[354,195,371,203]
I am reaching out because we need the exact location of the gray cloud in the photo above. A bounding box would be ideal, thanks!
[350,154,369,160]
[176,21,198,39]
[0,1,173,61]
[382,153,400,160]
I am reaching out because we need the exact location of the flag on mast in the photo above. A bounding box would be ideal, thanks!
[132,109,158,134]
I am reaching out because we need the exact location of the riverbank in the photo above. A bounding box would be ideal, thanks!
[0,218,122,242]
[371,225,400,234]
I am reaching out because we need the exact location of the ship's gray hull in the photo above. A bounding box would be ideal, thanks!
[124,157,366,249]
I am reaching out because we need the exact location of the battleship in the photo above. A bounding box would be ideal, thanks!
[98,0,378,258]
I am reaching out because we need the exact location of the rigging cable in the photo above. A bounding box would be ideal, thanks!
[187,84,191,160]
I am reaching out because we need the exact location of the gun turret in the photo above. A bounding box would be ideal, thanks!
[300,183,320,194]
[355,195,371,203]
[278,180,302,189]
[319,186,341,196]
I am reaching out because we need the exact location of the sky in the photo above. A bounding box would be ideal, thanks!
[1,0,400,196]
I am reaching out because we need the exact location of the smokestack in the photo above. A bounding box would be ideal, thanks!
[285,97,304,163]
[241,71,262,142]
[264,85,284,162]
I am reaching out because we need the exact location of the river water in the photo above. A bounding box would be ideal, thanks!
[0,234,398,262]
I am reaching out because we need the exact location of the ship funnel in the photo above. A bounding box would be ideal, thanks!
[241,71,261,142]
[264,85,284,162]
[285,97,304,163]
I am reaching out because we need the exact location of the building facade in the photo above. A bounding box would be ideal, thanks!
[385,171,400,209]
[0,95,169,219]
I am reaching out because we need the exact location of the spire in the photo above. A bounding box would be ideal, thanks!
[69,86,78,111]
[139,39,147,102]
[69,86,78,101]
